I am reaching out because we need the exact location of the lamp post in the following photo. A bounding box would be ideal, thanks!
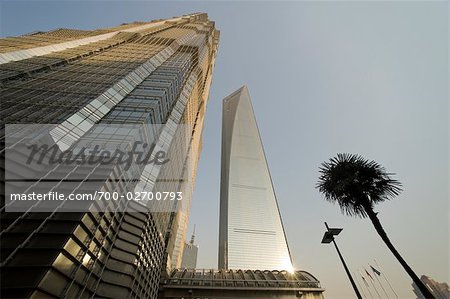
[321,222,362,299]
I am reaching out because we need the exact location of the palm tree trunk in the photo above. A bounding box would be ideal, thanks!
[365,208,435,299]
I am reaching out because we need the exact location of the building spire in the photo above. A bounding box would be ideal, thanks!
[190,224,196,245]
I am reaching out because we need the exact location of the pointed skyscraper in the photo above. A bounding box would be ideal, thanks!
[218,86,293,271]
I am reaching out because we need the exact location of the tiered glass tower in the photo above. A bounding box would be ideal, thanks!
[218,86,293,271]
[0,13,219,299]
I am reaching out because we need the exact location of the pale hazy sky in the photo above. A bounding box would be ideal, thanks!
[1,1,448,298]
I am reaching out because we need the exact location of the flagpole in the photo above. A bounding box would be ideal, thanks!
[374,259,399,299]
[370,264,390,298]
[354,271,368,299]
[360,270,374,299]
[365,267,382,299]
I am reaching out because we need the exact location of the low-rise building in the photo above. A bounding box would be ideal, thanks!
[160,269,325,299]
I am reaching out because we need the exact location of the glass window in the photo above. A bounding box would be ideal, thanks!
[38,269,68,297]
[53,253,75,276]
[63,237,82,259]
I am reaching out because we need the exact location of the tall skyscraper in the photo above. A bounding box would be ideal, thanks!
[180,227,199,269]
[218,86,293,271]
[0,13,219,299]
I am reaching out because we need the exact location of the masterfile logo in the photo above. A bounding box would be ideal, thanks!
[4,123,193,213]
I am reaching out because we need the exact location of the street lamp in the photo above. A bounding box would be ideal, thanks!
[321,222,362,299]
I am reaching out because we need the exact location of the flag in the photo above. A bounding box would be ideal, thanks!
[361,275,369,287]
[365,268,374,280]
[370,265,381,276]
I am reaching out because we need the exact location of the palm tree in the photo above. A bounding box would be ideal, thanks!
[316,153,434,299]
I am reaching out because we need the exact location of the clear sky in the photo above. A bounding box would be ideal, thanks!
[1,1,448,298]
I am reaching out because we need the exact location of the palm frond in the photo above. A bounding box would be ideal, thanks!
[316,153,402,218]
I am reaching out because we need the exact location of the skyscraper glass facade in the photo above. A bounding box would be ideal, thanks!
[0,13,219,299]
[218,86,293,271]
